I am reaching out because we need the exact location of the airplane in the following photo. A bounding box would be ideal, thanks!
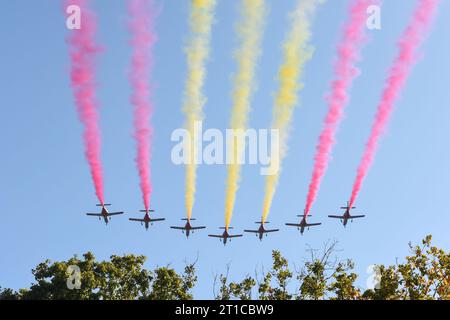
[208,227,243,246]
[170,218,206,238]
[328,202,365,227]
[244,221,279,241]
[86,204,124,225]
[129,209,165,230]
[285,211,321,235]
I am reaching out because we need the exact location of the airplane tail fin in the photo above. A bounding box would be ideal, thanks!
[97,204,111,207]
[182,218,196,221]
[140,209,155,212]
[342,201,355,209]
[219,227,234,230]
[255,221,269,224]
[297,214,312,217]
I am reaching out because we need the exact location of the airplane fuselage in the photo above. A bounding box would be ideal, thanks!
[300,225,305,235]
[184,222,192,238]
[257,225,265,241]
[299,218,308,234]
[342,211,351,226]
[136,213,152,230]
[222,231,229,245]
[101,207,109,225]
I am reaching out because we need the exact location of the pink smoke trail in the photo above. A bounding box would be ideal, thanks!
[66,0,104,205]
[304,0,376,216]
[128,0,157,211]
[349,0,440,208]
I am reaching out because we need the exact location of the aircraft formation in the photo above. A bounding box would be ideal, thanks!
[86,202,365,245]
[67,0,441,246]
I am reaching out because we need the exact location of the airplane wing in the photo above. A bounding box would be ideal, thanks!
[191,226,206,230]
[149,218,165,222]
[328,215,344,219]
[228,235,243,238]
[350,215,365,219]
[208,235,224,238]
[285,223,301,227]
[129,218,145,222]
[108,212,124,216]
[244,229,259,233]
[306,223,321,227]
[170,226,187,230]
[264,229,280,233]
[86,213,102,216]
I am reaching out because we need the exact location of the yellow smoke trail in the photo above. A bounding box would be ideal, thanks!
[261,0,323,223]
[183,0,217,220]
[225,0,266,229]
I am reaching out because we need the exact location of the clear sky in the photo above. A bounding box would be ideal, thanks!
[1,0,449,299]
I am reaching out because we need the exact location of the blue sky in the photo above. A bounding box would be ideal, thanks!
[0,0,449,298]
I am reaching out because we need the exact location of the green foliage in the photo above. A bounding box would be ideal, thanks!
[213,236,449,300]
[0,287,20,300]
[0,252,196,300]
[258,250,293,300]
[328,261,360,300]
[297,241,359,300]
[362,265,400,300]
[146,264,197,300]
[215,241,357,300]
[363,235,450,300]
[2,235,448,300]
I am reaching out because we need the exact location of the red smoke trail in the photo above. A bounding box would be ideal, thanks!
[304,0,376,216]
[67,0,104,205]
[349,0,440,208]
[128,0,157,211]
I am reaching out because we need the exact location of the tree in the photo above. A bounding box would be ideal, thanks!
[0,252,196,300]
[213,264,255,300]
[212,236,449,300]
[214,242,357,300]
[361,265,401,300]
[146,264,197,300]
[363,235,450,300]
[328,261,361,300]
[258,250,293,300]
[0,287,20,300]
[296,241,360,300]
[2,235,448,300]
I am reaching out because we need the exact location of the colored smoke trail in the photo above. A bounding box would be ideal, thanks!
[304,0,376,216]
[127,0,157,211]
[261,0,323,223]
[66,0,104,205]
[183,0,217,220]
[225,0,266,229]
[349,0,440,208]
